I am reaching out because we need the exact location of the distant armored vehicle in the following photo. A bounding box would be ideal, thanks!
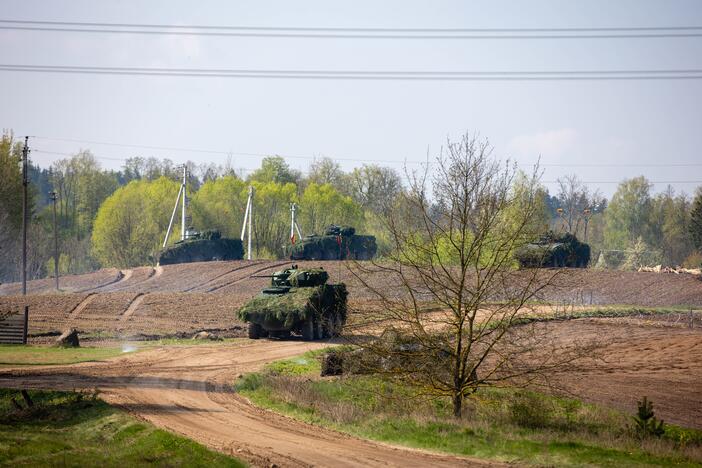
[286,225,377,260]
[158,229,243,265]
[237,265,347,340]
[516,232,590,268]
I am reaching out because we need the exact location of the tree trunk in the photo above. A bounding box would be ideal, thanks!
[452,393,462,418]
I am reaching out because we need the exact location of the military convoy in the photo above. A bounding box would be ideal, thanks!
[237,265,347,341]
[516,231,591,268]
[158,230,243,265]
[286,225,377,261]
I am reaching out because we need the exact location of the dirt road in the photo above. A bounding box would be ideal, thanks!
[0,340,490,467]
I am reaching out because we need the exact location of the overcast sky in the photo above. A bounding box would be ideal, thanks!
[1,0,701,197]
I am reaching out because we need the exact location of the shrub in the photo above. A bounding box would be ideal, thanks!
[509,391,552,429]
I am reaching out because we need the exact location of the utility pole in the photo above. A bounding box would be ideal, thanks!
[289,203,303,243]
[21,136,29,296]
[181,165,188,241]
[49,191,59,290]
[240,186,254,260]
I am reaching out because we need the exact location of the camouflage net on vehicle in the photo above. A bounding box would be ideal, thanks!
[287,233,377,260]
[237,284,347,329]
[516,232,590,268]
[159,238,244,265]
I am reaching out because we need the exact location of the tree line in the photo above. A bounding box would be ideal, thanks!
[0,130,701,280]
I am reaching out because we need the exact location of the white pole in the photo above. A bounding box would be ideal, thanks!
[181,165,187,241]
[247,185,253,260]
[240,198,250,241]
[163,185,183,248]
[290,203,295,242]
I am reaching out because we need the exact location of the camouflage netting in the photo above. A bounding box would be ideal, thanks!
[237,284,347,330]
[516,232,590,268]
[159,237,244,265]
[287,225,377,260]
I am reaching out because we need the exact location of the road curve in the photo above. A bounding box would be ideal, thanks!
[0,340,496,467]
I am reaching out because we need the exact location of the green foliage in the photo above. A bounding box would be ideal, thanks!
[248,155,301,185]
[633,397,666,438]
[508,391,553,428]
[45,253,71,277]
[190,175,248,239]
[604,177,653,250]
[0,389,245,467]
[298,183,363,236]
[92,177,181,267]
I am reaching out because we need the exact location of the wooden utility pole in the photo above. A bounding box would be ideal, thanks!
[49,191,59,290]
[21,136,29,296]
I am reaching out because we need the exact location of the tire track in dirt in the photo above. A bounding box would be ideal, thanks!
[207,261,290,293]
[78,270,128,293]
[68,293,96,319]
[183,261,265,293]
[120,293,146,321]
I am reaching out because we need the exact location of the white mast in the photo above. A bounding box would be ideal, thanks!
[241,185,254,260]
[290,203,303,242]
[163,184,183,248]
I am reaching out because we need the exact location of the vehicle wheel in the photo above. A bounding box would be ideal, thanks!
[301,319,315,341]
[248,322,264,339]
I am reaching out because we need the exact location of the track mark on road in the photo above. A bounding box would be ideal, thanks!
[185,261,265,292]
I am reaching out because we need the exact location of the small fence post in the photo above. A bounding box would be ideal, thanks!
[22,306,29,345]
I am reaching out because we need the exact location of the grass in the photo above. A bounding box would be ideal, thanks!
[236,351,702,467]
[0,345,128,366]
[0,388,246,467]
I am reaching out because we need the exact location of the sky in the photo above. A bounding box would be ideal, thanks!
[1,0,701,198]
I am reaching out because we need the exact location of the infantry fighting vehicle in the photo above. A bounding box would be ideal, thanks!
[237,265,348,340]
[516,231,591,268]
[158,229,243,265]
[286,225,377,261]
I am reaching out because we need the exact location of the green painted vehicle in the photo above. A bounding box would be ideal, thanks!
[286,225,377,261]
[237,265,348,340]
[516,232,591,268]
[158,230,243,265]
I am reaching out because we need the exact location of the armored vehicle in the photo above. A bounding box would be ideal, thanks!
[516,231,590,268]
[237,265,348,341]
[287,225,377,261]
[159,229,243,265]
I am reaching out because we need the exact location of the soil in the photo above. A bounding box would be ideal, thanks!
[0,340,492,467]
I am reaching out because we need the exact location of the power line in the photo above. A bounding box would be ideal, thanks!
[3,64,702,80]
[1,19,701,39]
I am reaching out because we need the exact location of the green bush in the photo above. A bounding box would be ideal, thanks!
[509,391,553,429]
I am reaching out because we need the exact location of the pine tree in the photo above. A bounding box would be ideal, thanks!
[691,190,702,252]
[633,396,665,438]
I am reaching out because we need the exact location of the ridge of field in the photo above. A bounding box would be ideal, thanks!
[1,260,701,340]
[2,260,702,303]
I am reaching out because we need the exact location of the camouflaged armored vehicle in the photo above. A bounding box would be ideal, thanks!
[237,265,348,340]
[286,225,377,261]
[516,232,590,268]
[158,229,243,265]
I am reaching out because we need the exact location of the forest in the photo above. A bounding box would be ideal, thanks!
[1,130,701,281]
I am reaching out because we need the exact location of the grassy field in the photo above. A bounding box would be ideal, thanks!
[0,344,127,366]
[237,350,702,467]
[0,388,245,467]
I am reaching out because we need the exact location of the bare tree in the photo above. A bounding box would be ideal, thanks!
[348,134,581,418]
[555,174,604,237]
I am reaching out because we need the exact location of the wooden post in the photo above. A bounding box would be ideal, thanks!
[22,306,29,345]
